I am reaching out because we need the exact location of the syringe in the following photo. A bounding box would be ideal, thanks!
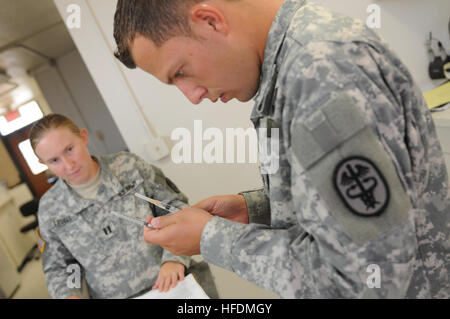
[110,211,153,228]
[134,193,180,214]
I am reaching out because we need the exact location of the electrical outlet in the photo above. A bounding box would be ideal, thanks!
[144,137,170,161]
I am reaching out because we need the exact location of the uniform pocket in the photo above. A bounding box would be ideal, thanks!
[55,216,108,267]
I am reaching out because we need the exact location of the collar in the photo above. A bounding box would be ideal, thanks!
[96,156,125,202]
[69,163,101,192]
[251,0,306,120]
[54,156,125,216]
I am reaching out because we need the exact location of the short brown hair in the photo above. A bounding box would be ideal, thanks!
[114,0,207,69]
[30,114,81,151]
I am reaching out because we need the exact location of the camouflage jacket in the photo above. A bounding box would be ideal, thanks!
[201,0,450,298]
[38,152,191,299]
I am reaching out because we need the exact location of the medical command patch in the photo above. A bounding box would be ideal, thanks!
[333,156,390,217]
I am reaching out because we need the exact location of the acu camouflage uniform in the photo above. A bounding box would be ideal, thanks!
[38,152,217,299]
[201,0,450,298]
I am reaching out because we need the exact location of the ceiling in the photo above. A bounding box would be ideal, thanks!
[0,0,76,113]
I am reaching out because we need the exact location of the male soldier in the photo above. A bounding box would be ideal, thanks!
[113,0,450,298]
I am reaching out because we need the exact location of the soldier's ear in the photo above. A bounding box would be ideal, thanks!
[189,4,229,37]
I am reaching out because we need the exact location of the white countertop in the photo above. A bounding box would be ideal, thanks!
[432,109,450,127]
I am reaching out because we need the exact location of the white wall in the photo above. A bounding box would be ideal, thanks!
[52,0,450,298]
[33,50,128,156]
[56,50,128,154]
[312,0,450,91]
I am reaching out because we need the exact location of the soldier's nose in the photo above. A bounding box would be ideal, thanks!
[176,82,207,105]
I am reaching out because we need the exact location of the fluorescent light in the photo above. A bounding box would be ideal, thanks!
[18,139,48,175]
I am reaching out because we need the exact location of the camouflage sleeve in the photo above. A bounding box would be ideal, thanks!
[161,251,191,269]
[239,188,271,225]
[131,153,192,268]
[38,201,83,299]
[201,41,419,298]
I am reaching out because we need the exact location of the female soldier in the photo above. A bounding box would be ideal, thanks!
[31,114,217,299]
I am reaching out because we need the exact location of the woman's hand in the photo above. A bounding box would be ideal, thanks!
[152,261,185,292]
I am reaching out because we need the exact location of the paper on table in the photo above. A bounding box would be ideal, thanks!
[134,274,210,299]
[423,81,450,110]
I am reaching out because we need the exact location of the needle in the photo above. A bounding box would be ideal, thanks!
[110,211,153,228]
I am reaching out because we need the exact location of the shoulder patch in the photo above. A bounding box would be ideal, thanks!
[333,156,389,217]
[291,93,411,246]
[35,227,46,253]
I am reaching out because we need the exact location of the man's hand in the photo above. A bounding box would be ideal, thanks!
[152,261,185,292]
[143,207,213,256]
[193,194,249,224]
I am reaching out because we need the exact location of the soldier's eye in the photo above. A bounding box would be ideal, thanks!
[174,68,184,78]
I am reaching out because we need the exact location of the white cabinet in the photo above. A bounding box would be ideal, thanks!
[0,243,20,298]
[0,195,35,269]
